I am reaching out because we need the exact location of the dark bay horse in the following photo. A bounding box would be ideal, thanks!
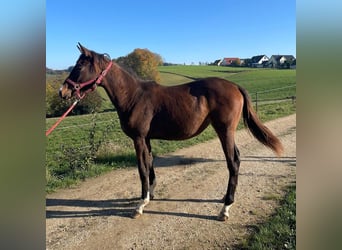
[59,43,283,221]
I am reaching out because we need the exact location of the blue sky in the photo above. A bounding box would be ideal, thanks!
[46,0,296,69]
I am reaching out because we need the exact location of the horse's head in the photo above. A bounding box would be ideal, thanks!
[59,43,112,100]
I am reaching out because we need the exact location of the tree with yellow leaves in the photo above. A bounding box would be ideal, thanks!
[116,48,163,82]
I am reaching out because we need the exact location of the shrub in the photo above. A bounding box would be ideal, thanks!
[46,81,102,117]
[116,48,162,82]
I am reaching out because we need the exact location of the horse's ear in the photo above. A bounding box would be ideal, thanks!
[77,43,83,53]
[77,42,91,57]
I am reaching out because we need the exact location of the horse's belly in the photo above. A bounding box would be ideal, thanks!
[149,116,210,140]
[149,95,211,140]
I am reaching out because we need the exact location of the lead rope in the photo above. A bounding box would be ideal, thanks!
[45,99,80,136]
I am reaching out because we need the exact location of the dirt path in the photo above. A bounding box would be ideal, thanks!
[46,114,296,249]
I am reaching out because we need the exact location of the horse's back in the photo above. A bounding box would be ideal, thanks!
[186,77,243,109]
[156,77,244,117]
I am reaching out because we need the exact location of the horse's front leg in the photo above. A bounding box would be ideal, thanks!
[132,137,151,218]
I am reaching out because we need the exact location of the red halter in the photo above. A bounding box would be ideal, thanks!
[66,60,113,99]
[47,56,113,136]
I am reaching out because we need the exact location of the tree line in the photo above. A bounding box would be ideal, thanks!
[46,48,163,118]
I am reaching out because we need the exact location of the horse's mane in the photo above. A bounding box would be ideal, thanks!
[91,50,153,83]
[91,51,112,73]
[115,61,141,80]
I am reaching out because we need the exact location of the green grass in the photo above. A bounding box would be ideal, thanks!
[159,65,254,84]
[45,112,133,192]
[239,184,296,249]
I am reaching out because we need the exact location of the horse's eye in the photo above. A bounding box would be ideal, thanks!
[74,64,82,70]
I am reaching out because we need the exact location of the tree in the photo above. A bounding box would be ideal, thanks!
[153,52,163,66]
[231,59,241,67]
[116,48,162,82]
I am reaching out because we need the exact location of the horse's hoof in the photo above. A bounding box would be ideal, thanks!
[217,212,229,221]
[132,211,143,219]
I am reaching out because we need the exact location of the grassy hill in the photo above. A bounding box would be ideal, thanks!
[159,66,296,102]
[158,65,295,89]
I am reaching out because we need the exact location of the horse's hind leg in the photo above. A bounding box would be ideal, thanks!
[215,128,241,221]
[220,143,241,221]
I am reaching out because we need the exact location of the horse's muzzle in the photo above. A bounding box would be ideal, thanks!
[59,85,72,100]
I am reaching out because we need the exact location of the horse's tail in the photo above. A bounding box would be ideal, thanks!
[238,86,284,156]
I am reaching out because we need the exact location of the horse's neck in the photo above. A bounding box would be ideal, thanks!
[102,64,140,112]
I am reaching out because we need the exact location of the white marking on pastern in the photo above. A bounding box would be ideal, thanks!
[135,191,150,215]
[218,204,232,221]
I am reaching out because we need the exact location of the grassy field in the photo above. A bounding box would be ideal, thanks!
[159,65,254,85]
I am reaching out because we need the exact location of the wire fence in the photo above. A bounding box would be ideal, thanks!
[47,119,114,131]
[46,84,296,170]
[47,84,296,131]
[250,85,296,113]
[46,84,296,143]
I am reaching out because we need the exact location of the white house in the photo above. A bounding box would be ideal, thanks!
[267,55,296,68]
[250,55,269,68]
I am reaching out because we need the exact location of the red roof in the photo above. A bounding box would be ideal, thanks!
[222,58,239,65]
